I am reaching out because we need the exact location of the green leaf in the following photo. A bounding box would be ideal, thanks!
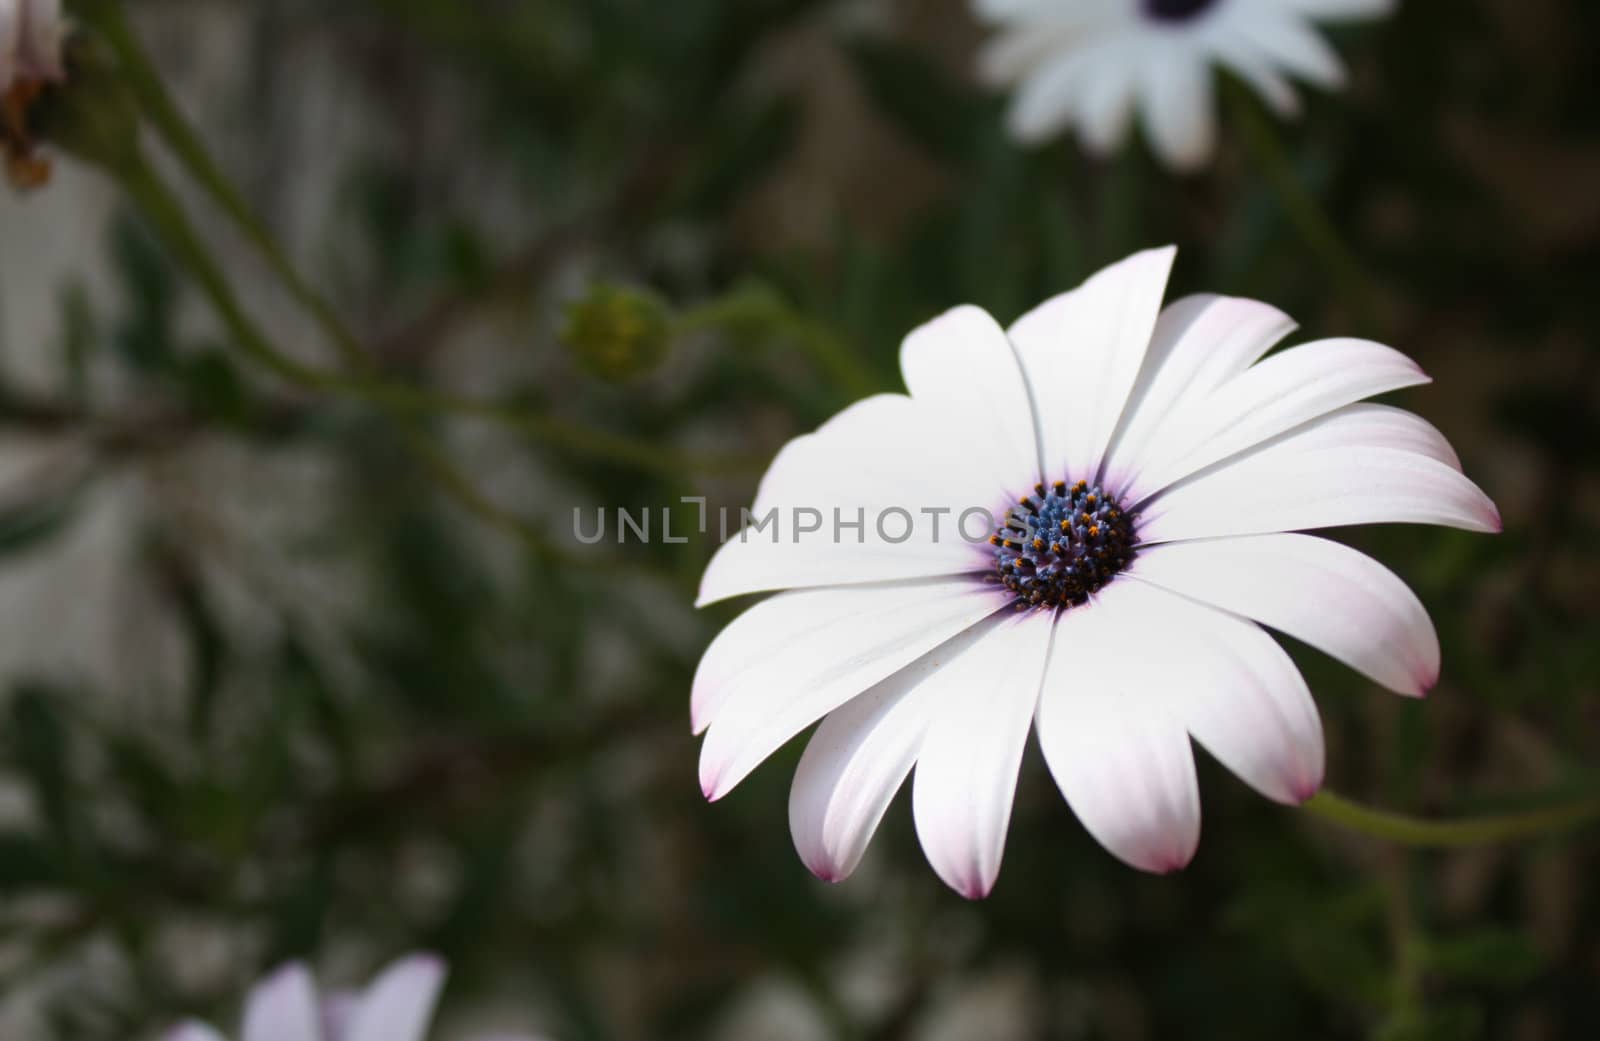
[0,479,88,559]
[263,856,334,965]
[100,733,183,833]
[178,349,253,428]
[1374,1002,1485,1041]
[57,278,99,402]
[1416,927,1545,987]
[9,686,79,855]
[109,209,181,374]
[0,832,62,892]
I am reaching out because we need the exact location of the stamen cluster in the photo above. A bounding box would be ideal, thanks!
[990,480,1136,610]
[1142,0,1220,22]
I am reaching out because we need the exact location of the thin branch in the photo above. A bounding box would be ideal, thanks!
[1304,789,1600,848]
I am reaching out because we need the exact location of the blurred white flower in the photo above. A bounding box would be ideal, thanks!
[166,954,550,1041]
[1,0,64,187]
[0,0,64,92]
[693,246,1497,892]
[975,0,1394,170]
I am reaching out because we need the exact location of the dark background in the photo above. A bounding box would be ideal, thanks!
[0,0,1595,1038]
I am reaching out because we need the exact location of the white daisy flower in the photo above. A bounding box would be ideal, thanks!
[976,0,1396,170]
[693,247,1498,893]
[165,954,549,1041]
[0,0,65,93]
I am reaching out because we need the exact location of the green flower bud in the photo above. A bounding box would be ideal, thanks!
[560,284,674,382]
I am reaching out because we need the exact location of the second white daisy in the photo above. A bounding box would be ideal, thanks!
[976,0,1394,170]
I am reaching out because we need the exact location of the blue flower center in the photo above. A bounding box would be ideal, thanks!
[990,480,1137,610]
[1142,0,1221,22]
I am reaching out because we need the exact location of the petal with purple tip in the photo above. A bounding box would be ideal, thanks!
[697,579,1003,800]
[912,610,1055,898]
[242,963,323,1041]
[1131,533,1440,696]
[341,954,447,1041]
[1036,587,1202,873]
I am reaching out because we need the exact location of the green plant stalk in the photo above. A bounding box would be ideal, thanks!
[1304,790,1600,847]
[118,153,332,388]
[793,317,879,400]
[123,148,638,559]
[114,147,752,477]
[397,426,560,558]
[675,285,880,400]
[76,0,759,481]
[75,0,370,369]
[398,430,687,586]
[392,392,764,477]
[119,152,575,534]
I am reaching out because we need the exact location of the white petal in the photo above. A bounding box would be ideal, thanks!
[979,29,1053,86]
[1109,580,1324,804]
[1131,533,1439,696]
[1010,247,1176,483]
[912,611,1054,898]
[1283,0,1395,20]
[973,0,1067,21]
[1006,46,1102,143]
[165,1026,230,1041]
[1215,47,1303,117]
[1125,338,1431,500]
[788,679,935,884]
[0,1,19,90]
[1102,294,1297,494]
[19,0,60,79]
[698,307,1038,607]
[789,619,996,883]
[243,963,324,1041]
[899,304,1042,489]
[979,19,1099,84]
[1075,45,1141,155]
[321,995,358,1041]
[342,955,447,1041]
[693,576,998,735]
[1138,420,1500,543]
[1255,401,1462,468]
[1139,51,1216,171]
[693,395,996,607]
[696,578,1002,799]
[1238,12,1347,90]
[1035,589,1200,873]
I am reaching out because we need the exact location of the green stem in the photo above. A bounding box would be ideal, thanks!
[401,429,689,586]
[77,0,370,368]
[1304,790,1600,848]
[119,161,718,554]
[375,390,763,477]
[81,0,757,481]
[794,319,878,401]
[118,152,332,388]
[116,149,751,477]
[676,284,880,400]
[1227,86,1381,327]
[396,426,560,558]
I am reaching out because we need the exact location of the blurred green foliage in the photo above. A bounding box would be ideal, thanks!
[0,0,1596,1039]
